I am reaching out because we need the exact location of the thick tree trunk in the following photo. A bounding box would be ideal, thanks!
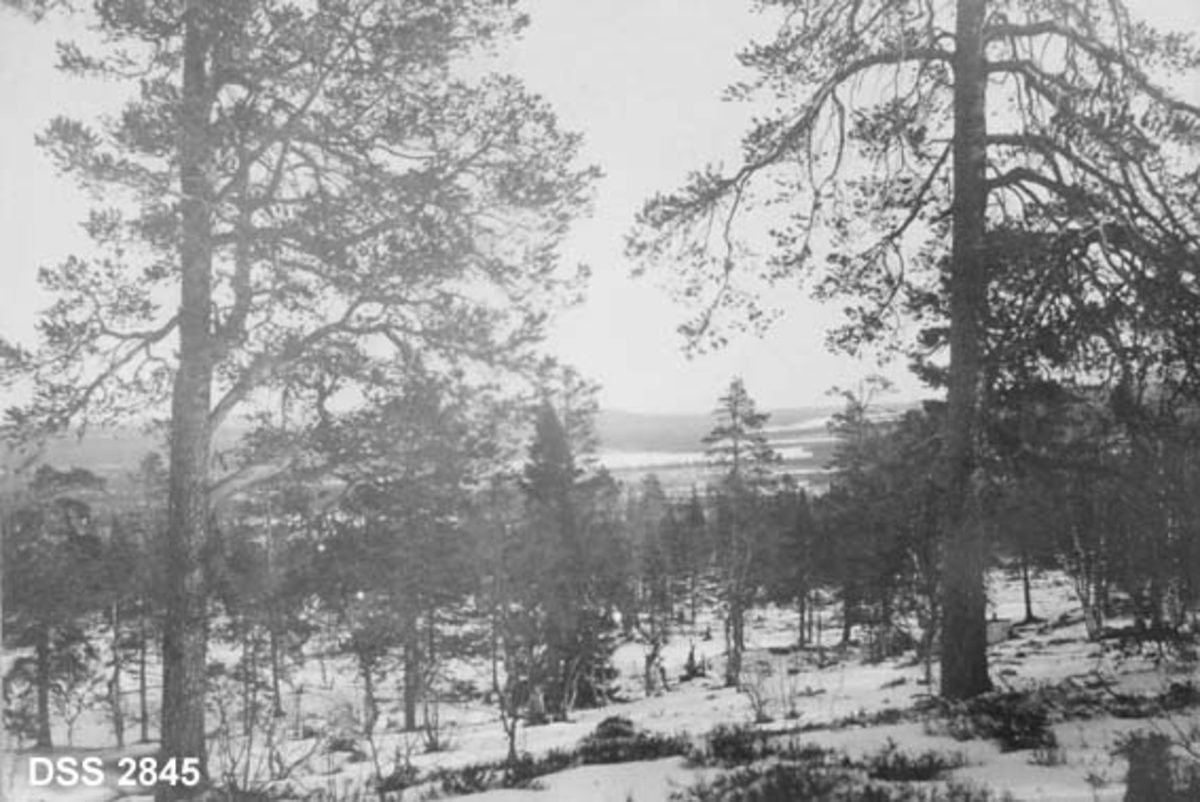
[940,0,993,701]
[35,624,52,748]
[403,616,420,732]
[159,4,215,798]
[361,656,378,737]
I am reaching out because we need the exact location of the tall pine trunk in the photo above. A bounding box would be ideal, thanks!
[159,4,215,797]
[796,593,806,647]
[139,599,150,743]
[724,594,743,687]
[841,582,856,645]
[940,0,993,701]
[269,621,284,718]
[110,601,125,747]
[404,613,420,732]
[35,624,52,748]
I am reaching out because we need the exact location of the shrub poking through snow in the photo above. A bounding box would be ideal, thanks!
[1109,681,1200,719]
[933,783,1018,802]
[672,761,856,802]
[1028,742,1068,767]
[504,748,578,786]
[937,691,1056,752]
[701,723,773,766]
[434,761,497,796]
[741,664,775,724]
[577,715,691,764]
[673,761,1012,801]
[591,714,639,740]
[426,718,692,796]
[864,739,968,781]
[375,763,419,795]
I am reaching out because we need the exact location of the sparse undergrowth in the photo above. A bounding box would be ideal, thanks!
[673,761,1010,802]
[866,739,968,782]
[928,691,1056,752]
[578,715,693,764]
[372,715,694,798]
[680,722,977,801]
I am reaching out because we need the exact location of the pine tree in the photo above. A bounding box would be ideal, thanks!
[629,474,673,694]
[8,3,597,784]
[761,478,817,646]
[2,466,106,747]
[703,377,779,686]
[631,0,1200,699]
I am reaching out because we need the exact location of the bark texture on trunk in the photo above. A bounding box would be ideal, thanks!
[159,3,215,798]
[940,0,993,701]
[36,625,52,748]
[139,605,149,743]
[111,602,125,748]
[404,618,420,732]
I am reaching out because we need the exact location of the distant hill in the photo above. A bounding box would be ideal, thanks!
[595,405,843,453]
[5,402,921,495]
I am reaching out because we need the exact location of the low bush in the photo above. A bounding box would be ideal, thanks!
[324,735,360,754]
[591,715,638,740]
[503,748,577,786]
[434,761,499,796]
[1159,681,1200,712]
[1028,743,1067,767]
[577,715,690,764]
[673,762,1012,802]
[701,724,773,766]
[425,717,694,796]
[939,691,1056,752]
[865,739,966,781]
[374,763,419,795]
[932,782,1017,802]
[672,761,857,802]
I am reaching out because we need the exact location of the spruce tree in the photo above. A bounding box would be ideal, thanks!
[517,394,624,717]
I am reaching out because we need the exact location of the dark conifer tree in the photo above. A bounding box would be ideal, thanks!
[517,395,624,717]
[703,377,779,686]
[2,466,106,747]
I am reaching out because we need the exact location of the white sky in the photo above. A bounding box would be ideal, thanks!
[2,1,1199,415]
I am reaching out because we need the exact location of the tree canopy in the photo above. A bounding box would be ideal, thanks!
[5,2,598,794]
[629,0,1200,699]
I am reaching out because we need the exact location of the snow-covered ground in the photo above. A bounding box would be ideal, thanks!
[5,569,1199,801]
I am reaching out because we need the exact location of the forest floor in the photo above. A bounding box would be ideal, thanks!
[5,569,1199,801]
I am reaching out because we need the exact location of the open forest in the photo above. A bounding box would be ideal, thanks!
[6,381,1200,801]
[3,0,1200,801]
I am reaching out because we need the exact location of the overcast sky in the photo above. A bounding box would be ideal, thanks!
[3,1,1199,415]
